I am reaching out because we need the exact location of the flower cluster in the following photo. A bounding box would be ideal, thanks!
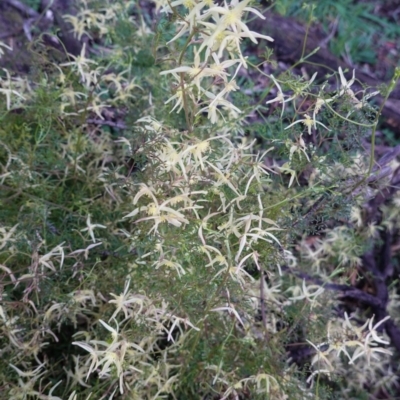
[1,0,397,399]
[306,313,392,387]
[159,0,273,123]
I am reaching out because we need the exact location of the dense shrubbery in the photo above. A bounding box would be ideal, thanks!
[0,1,399,399]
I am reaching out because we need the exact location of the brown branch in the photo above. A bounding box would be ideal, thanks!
[281,264,400,354]
[281,265,384,308]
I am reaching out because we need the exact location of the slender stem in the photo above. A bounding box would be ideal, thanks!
[323,101,376,128]
[260,267,269,341]
[300,5,315,62]
[347,67,399,193]
[367,69,400,175]
[178,30,197,133]
[179,72,193,133]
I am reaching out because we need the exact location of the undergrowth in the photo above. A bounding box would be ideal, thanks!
[0,0,399,399]
[274,0,400,67]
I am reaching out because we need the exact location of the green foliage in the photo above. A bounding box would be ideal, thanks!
[21,0,41,11]
[275,0,400,65]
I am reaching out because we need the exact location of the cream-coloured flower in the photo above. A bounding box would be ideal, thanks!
[108,277,146,321]
[306,339,334,371]
[209,53,241,81]
[161,48,216,98]
[285,114,330,135]
[266,75,293,117]
[288,135,310,162]
[0,69,26,110]
[197,90,242,124]
[80,214,106,243]
[288,279,325,308]
[60,44,97,84]
[163,76,195,114]
[71,341,101,380]
[198,0,273,66]
[205,0,266,36]
[338,66,355,97]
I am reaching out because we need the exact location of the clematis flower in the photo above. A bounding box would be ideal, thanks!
[160,48,218,98]
[285,114,330,135]
[338,66,355,97]
[80,214,106,243]
[198,0,273,66]
[204,0,267,36]
[266,74,293,117]
[288,279,325,308]
[163,75,195,114]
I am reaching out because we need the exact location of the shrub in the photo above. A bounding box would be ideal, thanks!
[0,0,399,399]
